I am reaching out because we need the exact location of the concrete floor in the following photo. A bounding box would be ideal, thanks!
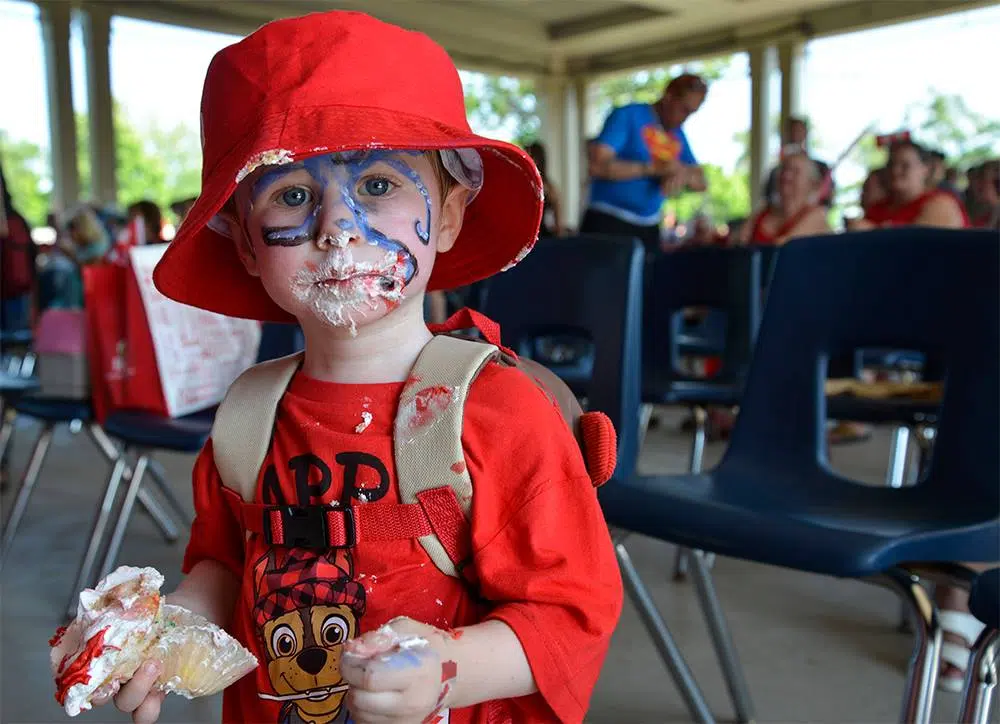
[0,409,992,724]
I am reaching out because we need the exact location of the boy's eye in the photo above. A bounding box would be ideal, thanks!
[280,188,312,207]
[362,177,393,196]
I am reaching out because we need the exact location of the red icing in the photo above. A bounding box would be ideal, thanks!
[54,627,115,706]
[442,627,464,640]
[441,659,458,682]
[409,386,453,429]
[49,625,68,648]
[450,461,466,474]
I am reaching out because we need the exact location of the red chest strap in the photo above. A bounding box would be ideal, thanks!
[222,486,473,576]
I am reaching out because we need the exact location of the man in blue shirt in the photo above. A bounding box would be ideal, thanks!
[582,73,708,254]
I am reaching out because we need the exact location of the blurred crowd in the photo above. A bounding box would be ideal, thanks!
[0,168,197,330]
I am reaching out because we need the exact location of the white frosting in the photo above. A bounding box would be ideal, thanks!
[52,567,163,717]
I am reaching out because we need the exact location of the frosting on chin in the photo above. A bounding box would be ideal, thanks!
[51,566,164,717]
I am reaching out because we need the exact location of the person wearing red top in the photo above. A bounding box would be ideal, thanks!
[94,12,622,724]
[853,140,968,230]
[739,151,830,246]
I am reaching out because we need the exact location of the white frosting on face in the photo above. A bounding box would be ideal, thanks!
[52,566,164,717]
[290,247,407,336]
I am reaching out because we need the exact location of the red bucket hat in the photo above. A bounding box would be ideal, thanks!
[153,11,542,322]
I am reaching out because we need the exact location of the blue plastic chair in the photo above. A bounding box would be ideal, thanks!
[66,323,304,616]
[643,247,762,472]
[482,235,644,480]
[959,568,999,723]
[484,236,740,723]
[600,228,999,724]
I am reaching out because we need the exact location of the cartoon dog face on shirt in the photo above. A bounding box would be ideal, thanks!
[263,603,357,721]
[253,548,366,724]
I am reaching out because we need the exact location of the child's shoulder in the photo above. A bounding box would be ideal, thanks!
[465,359,563,422]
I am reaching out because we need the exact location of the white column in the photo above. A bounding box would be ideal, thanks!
[538,72,568,188]
[83,4,117,206]
[560,76,587,231]
[38,0,79,213]
[748,45,777,210]
[778,40,806,136]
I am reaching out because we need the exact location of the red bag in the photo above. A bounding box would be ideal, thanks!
[85,247,261,421]
[2,212,34,299]
[84,259,169,421]
[84,263,130,421]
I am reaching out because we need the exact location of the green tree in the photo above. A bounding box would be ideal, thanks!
[592,57,732,111]
[905,91,1000,167]
[462,73,539,146]
[0,130,50,227]
[76,103,201,215]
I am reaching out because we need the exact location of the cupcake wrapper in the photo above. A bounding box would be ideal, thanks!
[150,605,257,699]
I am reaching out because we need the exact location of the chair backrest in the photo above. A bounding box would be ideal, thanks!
[257,322,304,363]
[483,236,645,479]
[644,247,762,393]
[722,228,999,508]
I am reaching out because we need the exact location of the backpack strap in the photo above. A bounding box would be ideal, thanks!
[211,351,304,502]
[394,335,512,579]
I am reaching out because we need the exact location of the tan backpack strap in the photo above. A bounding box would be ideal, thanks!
[394,336,505,578]
[211,351,304,502]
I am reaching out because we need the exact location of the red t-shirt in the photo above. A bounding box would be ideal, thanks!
[865,190,969,227]
[183,362,622,724]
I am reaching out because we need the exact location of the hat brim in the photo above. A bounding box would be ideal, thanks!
[153,105,542,322]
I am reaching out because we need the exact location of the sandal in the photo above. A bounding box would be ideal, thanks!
[937,610,986,692]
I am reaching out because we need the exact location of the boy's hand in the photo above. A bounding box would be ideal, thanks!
[91,659,165,724]
[342,618,456,724]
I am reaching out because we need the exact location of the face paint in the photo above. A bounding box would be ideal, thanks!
[245,151,439,333]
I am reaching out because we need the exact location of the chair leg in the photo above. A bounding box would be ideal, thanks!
[885,426,911,489]
[67,451,131,620]
[0,400,14,489]
[97,453,151,582]
[959,628,999,724]
[148,458,191,526]
[0,424,54,571]
[881,568,942,724]
[85,424,180,543]
[615,540,716,724]
[688,550,755,723]
[674,407,713,581]
[638,403,654,452]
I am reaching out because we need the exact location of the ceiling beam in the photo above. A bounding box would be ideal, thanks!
[89,0,548,77]
[625,0,682,11]
[178,0,550,55]
[572,0,999,75]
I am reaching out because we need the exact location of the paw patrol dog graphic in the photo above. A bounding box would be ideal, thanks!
[253,548,365,724]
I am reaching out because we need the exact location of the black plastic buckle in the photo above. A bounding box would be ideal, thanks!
[264,506,355,549]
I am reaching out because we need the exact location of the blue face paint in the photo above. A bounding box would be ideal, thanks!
[378,648,426,670]
[250,152,434,285]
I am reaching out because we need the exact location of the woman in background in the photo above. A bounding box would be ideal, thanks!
[62,204,111,265]
[855,140,967,229]
[740,151,830,245]
[127,199,165,244]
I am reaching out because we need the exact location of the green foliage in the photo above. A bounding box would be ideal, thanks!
[3,104,201,228]
[665,164,751,223]
[462,73,539,147]
[592,57,731,111]
[905,91,1000,167]
[0,130,50,227]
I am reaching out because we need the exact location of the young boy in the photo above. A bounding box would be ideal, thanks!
[103,11,622,724]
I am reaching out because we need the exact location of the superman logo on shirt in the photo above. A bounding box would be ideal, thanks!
[641,126,682,162]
